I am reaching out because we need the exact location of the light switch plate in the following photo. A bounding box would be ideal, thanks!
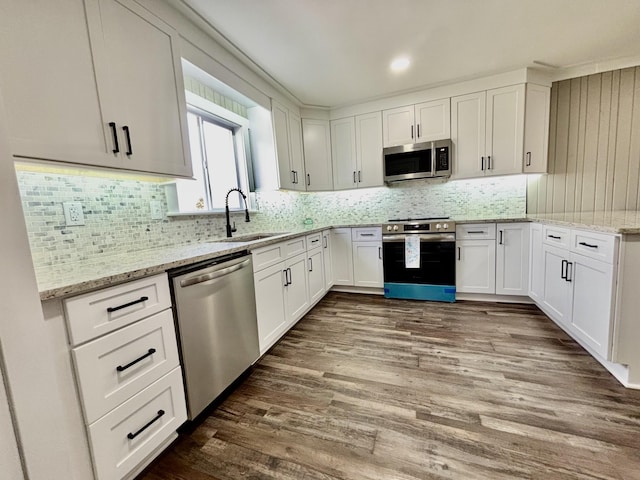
[63,202,85,226]
[150,200,164,220]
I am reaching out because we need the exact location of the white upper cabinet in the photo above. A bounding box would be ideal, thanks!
[523,84,551,174]
[0,0,192,177]
[301,119,333,191]
[382,98,450,147]
[452,84,548,179]
[272,100,305,191]
[332,112,383,190]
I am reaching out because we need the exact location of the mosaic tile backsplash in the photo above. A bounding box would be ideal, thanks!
[16,170,526,267]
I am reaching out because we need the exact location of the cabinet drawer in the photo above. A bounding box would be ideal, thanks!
[542,225,570,248]
[305,232,322,251]
[88,367,187,480]
[72,310,180,424]
[64,274,171,346]
[284,236,307,258]
[456,223,496,240]
[352,227,382,242]
[570,229,617,264]
[252,242,285,272]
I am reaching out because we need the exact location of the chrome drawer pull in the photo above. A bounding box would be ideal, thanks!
[107,296,149,313]
[579,241,598,249]
[116,348,156,372]
[127,409,165,440]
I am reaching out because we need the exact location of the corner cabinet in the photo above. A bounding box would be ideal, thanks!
[331,112,383,190]
[451,84,549,179]
[272,100,305,191]
[301,119,333,191]
[0,0,192,178]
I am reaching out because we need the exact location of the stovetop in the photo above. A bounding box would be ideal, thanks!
[387,216,450,222]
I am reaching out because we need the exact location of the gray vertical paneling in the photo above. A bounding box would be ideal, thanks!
[612,68,635,210]
[573,76,588,211]
[529,66,640,215]
[580,74,602,212]
[553,80,571,212]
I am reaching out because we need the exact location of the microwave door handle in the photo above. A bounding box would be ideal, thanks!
[431,142,436,176]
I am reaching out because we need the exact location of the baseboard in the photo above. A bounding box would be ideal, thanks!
[330,286,385,295]
[455,293,533,304]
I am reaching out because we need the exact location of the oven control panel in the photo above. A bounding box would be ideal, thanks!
[383,221,455,234]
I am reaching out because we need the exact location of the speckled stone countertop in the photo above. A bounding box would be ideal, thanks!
[526,210,640,234]
[36,212,640,301]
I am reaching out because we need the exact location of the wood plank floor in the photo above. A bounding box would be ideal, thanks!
[138,293,640,480]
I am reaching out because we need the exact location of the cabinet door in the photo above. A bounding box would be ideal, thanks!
[0,0,113,166]
[528,223,545,302]
[89,0,191,177]
[307,249,326,304]
[451,92,486,179]
[285,254,310,325]
[415,98,450,142]
[570,254,614,359]
[254,263,288,354]
[485,84,525,176]
[272,101,294,190]
[331,117,358,190]
[302,119,333,191]
[331,228,354,286]
[382,105,414,147]
[456,239,496,294]
[523,84,551,174]
[352,242,383,288]
[288,111,306,191]
[355,112,384,188]
[496,223,529,296]
[542,244,572,327]
[322,230,335,290]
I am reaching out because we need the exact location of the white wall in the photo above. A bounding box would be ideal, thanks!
[0,92,93,478]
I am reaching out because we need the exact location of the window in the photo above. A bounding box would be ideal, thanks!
[186,108,250,210]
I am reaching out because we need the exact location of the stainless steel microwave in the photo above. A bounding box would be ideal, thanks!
[383,139,452,182]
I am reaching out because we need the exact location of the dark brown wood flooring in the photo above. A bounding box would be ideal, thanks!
[138,292,640,480]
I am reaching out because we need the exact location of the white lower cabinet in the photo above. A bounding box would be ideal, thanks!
[322,229,334,290]
[541,243,573,326]
[456,239,496,294]
[285,253,310,324]
[307,248,326,304]
[331,228,354,285]
[253,262,288,354]
[352,242,383,288]
[495,223,529,295]
[64,273,186,480]
[88,367,186,480]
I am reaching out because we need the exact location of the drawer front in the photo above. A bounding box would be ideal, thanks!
[252,242,285,272]
[284,236,307,258]
[88,367,187,480]
[352,227,382,242]
[456,223,496,240]
[570,229,617,264]
[64,274,171,346]
[542,225,570,248]
[72,310,180,424]
[305,232,322,251]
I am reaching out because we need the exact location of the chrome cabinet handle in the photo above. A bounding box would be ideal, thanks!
[358,171,361,183]
[353,171,356,184]
[307,174,310,186]
[487,156,492,170]
[116,348,156,372]
[308,258,313,272]
[323,236,328,248]
[566,262,573,282]
[283,269,288,287]
[287,268,292,285]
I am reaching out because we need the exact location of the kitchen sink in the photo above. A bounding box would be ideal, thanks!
[213,232,290,243]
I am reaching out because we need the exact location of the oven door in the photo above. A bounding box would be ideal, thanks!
[382,233,456,302]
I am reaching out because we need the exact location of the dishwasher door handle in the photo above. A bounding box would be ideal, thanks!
[180,258,251,287]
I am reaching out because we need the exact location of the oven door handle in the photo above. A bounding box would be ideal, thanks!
[382,233,455,243]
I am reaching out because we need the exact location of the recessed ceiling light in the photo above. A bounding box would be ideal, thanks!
[390,57,410,73]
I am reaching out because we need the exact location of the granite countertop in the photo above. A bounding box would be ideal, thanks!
[36,212,640,301]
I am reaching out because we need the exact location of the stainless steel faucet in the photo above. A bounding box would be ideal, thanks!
[225,188,250,237]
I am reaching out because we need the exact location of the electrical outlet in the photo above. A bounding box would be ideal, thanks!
[63,202,85,226]
[150,200,164,220]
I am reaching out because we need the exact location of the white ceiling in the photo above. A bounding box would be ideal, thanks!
[180,0,640,108]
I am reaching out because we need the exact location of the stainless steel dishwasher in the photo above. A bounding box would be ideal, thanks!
[169,252,259,420]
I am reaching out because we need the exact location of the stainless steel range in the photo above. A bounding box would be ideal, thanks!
[382,217,456,302]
